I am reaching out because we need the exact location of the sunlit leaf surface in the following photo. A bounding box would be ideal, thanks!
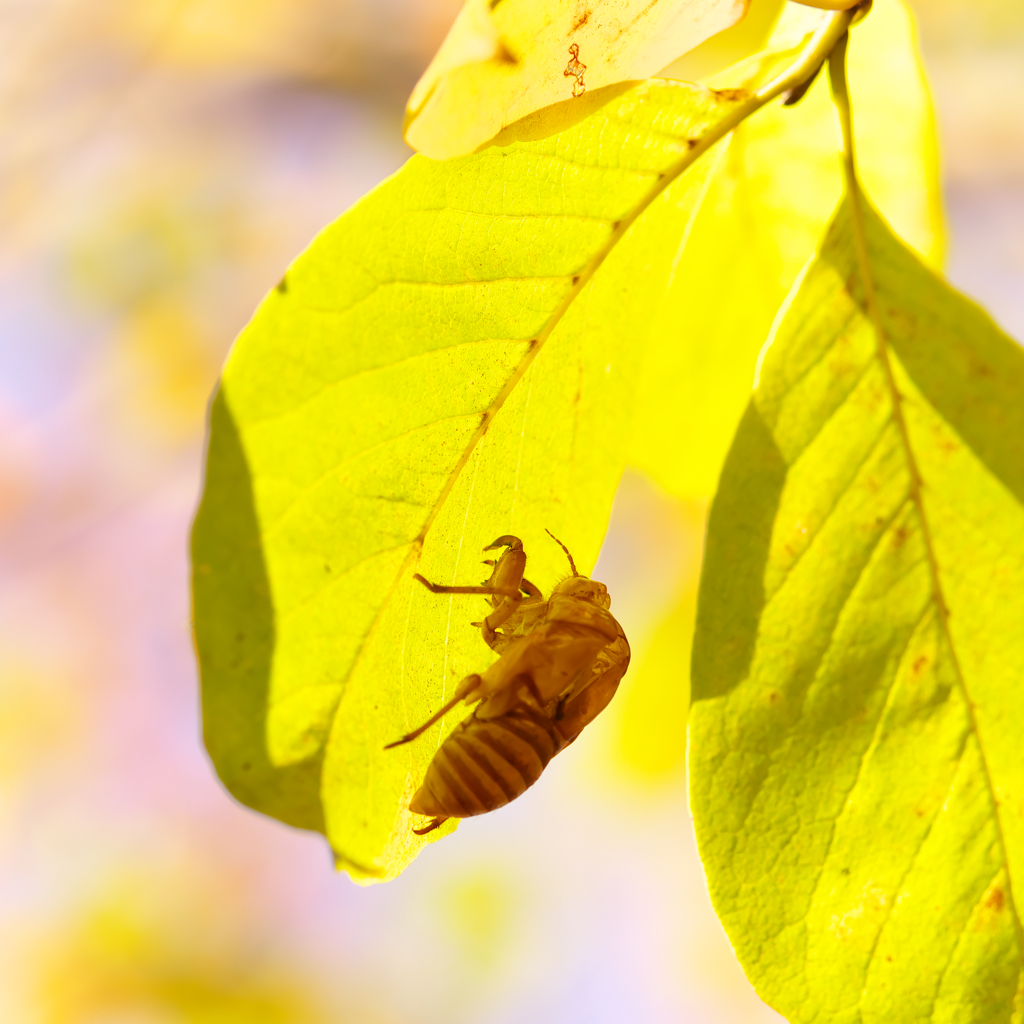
[194,78,768,881]
[631,0,943,504]
[617,0,943,782]
[690,200,1024,1019]
[404,0,748,158]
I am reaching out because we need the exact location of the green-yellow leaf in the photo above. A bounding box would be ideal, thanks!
[690,199,1024,1019]
[194,77,784,882]
[404,0,749,159]
[630,0,943,503]
[658,0,783,83]
[614,581,696,778]
[615,0,943,783]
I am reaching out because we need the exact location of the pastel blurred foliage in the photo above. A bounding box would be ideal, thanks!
[0,0,1022,1020]
[35,876,335,1024]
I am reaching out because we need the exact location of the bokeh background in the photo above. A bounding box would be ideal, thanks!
[1,0,1021,1021]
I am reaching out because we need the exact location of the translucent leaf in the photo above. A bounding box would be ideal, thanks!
[690,200,1024,1019]
[630,0,943,503]
[194,78,776,881]
[616,0,943,782]
[404,0,749,159]
[614,583,696,778]
[657,0,786,84]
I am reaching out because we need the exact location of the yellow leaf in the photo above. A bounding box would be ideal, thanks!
[405,0,750,159]
[629,0,944,503]
[615,0,944,785]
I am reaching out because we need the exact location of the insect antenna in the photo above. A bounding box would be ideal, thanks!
[544,529,579,576]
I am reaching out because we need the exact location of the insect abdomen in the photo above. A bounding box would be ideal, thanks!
[410,706,564,819]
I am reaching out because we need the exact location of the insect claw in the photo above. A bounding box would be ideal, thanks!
[483,535,523,553]
[412,816,448,836]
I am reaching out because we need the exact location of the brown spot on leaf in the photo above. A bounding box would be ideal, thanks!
[911,655,928,676]
[886,306,916,336]
[892,524,911,547]
[572,7,591,30]
[713,87,749,102]
[986,887,1005,912]
[768,692,779,704]
[686,138,699,149]
[970,357,994,378]
[573,275,580,285]
[564,43,586,95]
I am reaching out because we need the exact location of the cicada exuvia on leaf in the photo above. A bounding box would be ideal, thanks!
[387,531,630,835]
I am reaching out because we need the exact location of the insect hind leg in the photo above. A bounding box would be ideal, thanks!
[412,816,449,836]
[383,674,483,749]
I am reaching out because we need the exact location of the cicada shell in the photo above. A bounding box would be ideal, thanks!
[386,531,630,834]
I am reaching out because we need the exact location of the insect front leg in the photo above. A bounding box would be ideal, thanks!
[412,816,448,836]
[413,576,521,601]
[414,574,524,636]
[478,579,541,645]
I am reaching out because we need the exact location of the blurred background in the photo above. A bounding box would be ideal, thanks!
[0,0,1021,1021]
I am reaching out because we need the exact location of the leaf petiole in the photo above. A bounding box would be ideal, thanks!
[671,6,860,178]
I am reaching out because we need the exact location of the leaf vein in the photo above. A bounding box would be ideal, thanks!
[262,413,480,539]
[417,206,617,225]
[245,338,534,428]
[277,538,415,623]
[294,273,577,318]
[859,727,970,1003]
[762,407,892,606]
[840,103,1024,957]
[747,498,916,891]
[926,866,1005,1022]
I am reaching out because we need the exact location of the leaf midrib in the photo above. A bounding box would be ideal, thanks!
[320,12,859,855]
[845,182,1024,969]
[323,88,756,775]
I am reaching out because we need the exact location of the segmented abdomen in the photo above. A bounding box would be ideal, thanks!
[409,705,565,819]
